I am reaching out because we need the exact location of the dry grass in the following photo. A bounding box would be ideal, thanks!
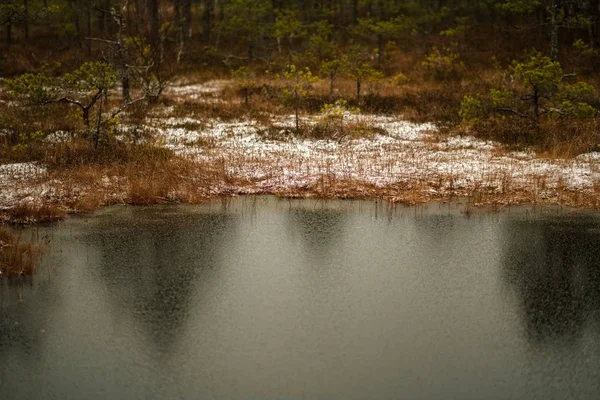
[123,157,232,205]
[0,229,40,278]
[41,139,174,169]
[165,73,467,128]
[1,129,240,222]
[272,177,437,205]
[467,117,600,157]
[0,203,66,224]
[38,154,242,211]
[2,137,600,225]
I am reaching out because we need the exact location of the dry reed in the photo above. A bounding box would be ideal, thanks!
[0,229,39,278]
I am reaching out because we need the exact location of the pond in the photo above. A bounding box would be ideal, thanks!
[1,197,600,399]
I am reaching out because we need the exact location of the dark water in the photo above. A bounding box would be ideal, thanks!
[1,197,600,400]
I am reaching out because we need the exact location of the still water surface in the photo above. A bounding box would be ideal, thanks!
[1,197,600,399]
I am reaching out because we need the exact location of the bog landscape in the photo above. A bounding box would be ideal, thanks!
[2,1,600,226]
[1,2,600,399]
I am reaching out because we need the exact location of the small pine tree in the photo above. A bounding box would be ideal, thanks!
[6,62,118,147]
[278,65,318,132]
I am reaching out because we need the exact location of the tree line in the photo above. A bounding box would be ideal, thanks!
[2,1,600,66]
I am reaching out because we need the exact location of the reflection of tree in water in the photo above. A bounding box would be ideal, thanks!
[80,208,237,356]
[1,226,60,362]
[0,277,60,394]
[286,207,346,260]
[501,218,600,343]
[413,214,458,242]
[0,300,37,354]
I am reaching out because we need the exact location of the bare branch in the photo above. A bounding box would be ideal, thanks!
[496,107,529,118]
[93,7,120,19]
[108,96,147,120]
[54,97,84,109]
[85,37,120,46]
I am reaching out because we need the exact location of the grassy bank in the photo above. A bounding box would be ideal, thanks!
[2,102,600,226]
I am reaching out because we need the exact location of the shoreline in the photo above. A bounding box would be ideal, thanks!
[2,170,600,225]
[2,81,600,224]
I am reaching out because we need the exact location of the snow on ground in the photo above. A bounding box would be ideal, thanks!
[2,79,600,209]
[0,163,46,207]
[166,80,231,101]
[150,113,600,197]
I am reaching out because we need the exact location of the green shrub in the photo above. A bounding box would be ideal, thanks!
[490,88,514,108]
[422,47,464,80]
[459,95,483,123]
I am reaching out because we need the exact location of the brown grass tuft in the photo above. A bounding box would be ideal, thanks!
[1,202,66,224]
[0,229,40,278]
[41,139,174,169]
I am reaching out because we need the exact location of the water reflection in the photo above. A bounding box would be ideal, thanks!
[501,217,600,343]
[0,304,38,354]
[2,200,600,400]
[77,207,238,356]
[286,205,346,260]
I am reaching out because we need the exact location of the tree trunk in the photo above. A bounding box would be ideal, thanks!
[589,18,595,49]
[68,0,83,48]
[182,0,192,39]
[351,0,358,23]
[294,90,299,131]
[23,0,29,40]
[550,0,559,60]
[86,5,92,56]
[597,0,600,45]
[536,6,543,43]
[148,0,160,44]
[533,88,540,119]
[0,27,3,77]
[98,2,106,34]
[6,23,11,46]
[377,33,383,67]
[116,3,131,103]
[329,72,334,98]
[203,0,213,43]
[175,0,184,62]
[592,1,598,45]
[93,91,104,149]
[272,0,280,12]
[122,73,131,103]
[82,107,90,127]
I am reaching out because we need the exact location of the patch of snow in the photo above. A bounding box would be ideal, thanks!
[3,110,600,209]
[45,130,72,143]
[148,114,600,197]
[575,152,600,162]
[166,80,231,100]
[0,162,45,180]
[0,163,46,207]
